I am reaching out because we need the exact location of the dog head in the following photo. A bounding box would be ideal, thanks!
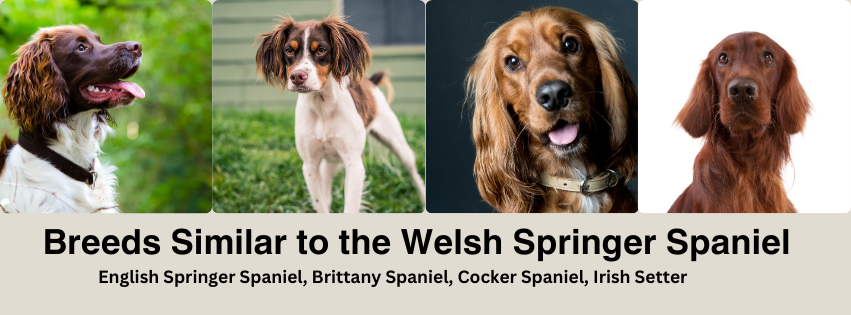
[677,32,810,138]
[256,16,370,92]
[3,25,144,138]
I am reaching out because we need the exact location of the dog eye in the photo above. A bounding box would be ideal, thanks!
[316,47,327,55]
[719,53,729,65]
[505,56,523,70]
[563,38,579,54]
[76,44,86,52]
[285,47,294,56]
[763,52,774,65]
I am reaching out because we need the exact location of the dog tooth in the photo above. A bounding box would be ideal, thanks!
[87,85,95,91]
[94,87,100,93]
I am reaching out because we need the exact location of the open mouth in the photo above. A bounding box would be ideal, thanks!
[539,120,584,149]
[79,66,144,103]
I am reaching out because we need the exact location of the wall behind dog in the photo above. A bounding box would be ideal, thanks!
[425,0,638,213]
[639,0,851,213]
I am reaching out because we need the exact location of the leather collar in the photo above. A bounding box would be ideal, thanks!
[538,169,621,195]
[17,129,97,189]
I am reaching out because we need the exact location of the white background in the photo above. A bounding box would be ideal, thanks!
[639,0,851,213]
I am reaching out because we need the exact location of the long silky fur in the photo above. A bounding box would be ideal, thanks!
[466,8,637,213]
[672,36,810,213]
[3,28,69,140]
[255,16,297,90]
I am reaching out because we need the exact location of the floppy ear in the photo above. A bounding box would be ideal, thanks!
[255,16,295,89]
[322,16,370,87]
[585,20,637,180]
[775,52,811,134]
[2,33,68,139]
[676,57,717,138]
[466,40,541,213]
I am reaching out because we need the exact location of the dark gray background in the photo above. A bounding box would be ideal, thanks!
[347,0,425,45]
[425,0,638,213]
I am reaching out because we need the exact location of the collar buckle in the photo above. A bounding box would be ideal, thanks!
[580,177,591,195]
[88,170,98,190]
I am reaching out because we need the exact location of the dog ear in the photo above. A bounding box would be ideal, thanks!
[676,57,717,138]
[3,31,68,139]
[585,20,637,180]
[775,52,811,135]
[255,16,295,89]
[322,16,370,87]
[466,39,541,213]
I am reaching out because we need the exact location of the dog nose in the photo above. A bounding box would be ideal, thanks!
[728,78,758,105]
[125,41,142,57]
[535,80,572,112]
[290,70,308,86]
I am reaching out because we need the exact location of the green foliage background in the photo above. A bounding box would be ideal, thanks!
[0,0,212,212]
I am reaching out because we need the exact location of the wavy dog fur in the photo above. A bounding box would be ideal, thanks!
[466,7,637,213]
[3,29,70,140]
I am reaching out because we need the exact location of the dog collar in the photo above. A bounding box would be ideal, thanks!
[17,129,98,189]
[538,169,621,195]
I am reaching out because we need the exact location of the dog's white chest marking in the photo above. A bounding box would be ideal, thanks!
[0,111,119,213]
[296,78,364,163]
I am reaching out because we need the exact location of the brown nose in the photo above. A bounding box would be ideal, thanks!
[124,41,142,57]
[728,78,758,105]
[290,70,308,86]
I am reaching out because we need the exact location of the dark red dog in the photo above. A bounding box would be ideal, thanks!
[670,32,810,213]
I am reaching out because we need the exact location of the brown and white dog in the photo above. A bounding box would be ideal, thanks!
[255,16,425,213]
[0,25,144,213]
[466,7,637,213]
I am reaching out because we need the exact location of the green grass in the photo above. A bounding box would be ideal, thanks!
[213,109,425,213]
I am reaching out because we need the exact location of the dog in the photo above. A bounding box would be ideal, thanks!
[0,25,144,213]
[255,16,425,213]
[466,7,637,213]
[669,32,810,213]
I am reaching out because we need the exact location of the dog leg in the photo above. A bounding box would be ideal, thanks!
[318,159,339,213]
[369,110,426,206]
[302,160,326,213]
[342,157,365,213]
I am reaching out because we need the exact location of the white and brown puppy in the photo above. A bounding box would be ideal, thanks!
[0,25,144,213]
[256,16,425,213]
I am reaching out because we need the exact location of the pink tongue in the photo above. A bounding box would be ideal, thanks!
[548,123,578,145]
[100,81,145,98]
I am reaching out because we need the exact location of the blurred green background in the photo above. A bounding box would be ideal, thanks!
[0,0,212,212]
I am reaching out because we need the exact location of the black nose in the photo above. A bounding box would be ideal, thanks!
[125,41,142,57]
[535,80,572,112]
[728,78,758,105]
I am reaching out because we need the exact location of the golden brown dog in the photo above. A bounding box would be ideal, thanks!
[466,7,637,213]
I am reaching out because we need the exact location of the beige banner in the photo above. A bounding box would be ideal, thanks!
[0,214,847,313]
